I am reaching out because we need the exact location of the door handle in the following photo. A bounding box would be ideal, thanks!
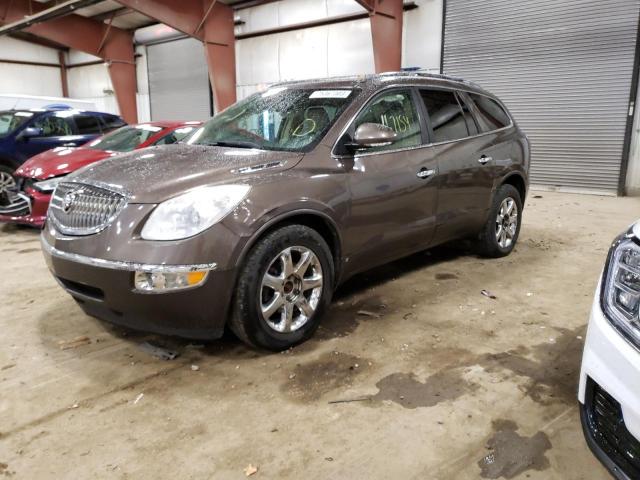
[417,167,436,179]
[62,142,78,147]
[478,155,493,165]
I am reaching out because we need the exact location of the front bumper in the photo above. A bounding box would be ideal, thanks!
[0,188,50,228]
[579,290,640,479]
[41,235,236,340]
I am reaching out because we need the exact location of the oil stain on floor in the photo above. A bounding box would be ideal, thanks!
[372,369,476,409]
[282,351,370,402]
[477,419,552,479]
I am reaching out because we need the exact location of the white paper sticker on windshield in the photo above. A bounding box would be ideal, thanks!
[309,90,352,99]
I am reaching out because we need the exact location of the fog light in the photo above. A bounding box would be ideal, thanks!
[134,270,209,292]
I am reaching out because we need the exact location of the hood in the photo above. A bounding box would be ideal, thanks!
[67,143,304,203]
[16,146,112,180]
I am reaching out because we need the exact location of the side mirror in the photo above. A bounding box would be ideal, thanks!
[17,127,43,141]
[352,123,397,149]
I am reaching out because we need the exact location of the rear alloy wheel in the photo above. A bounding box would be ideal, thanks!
[495,197,518,249]
[229,224,334,350]
[477,184,522,258]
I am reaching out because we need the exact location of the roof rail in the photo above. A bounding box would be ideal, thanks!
[381,70,482,88]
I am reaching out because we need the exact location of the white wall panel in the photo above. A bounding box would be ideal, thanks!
[279,27,328,80]
[234,0,366,35]
[0,64,62,97]
[0,36,59,63]
[67,63,112,99]
[327,18,374,77]
[66,50,101,65]
[235,18,375,100]
[402,0,443,71]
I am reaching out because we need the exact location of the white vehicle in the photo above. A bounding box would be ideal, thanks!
[579,222,640,479]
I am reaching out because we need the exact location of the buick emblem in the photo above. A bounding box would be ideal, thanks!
[62,189,81,213]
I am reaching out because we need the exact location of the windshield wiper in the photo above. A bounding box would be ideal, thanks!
[200,140,262,149]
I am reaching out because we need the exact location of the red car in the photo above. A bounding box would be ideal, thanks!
[0,121,201,228]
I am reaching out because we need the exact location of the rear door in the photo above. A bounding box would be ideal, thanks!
[339,88,440,275]
[15,112,77,161]
[418,88,496,243]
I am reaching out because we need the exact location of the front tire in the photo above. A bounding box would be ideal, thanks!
[477,184,522,258]
[0,164,16,195]
[229,224,334,351]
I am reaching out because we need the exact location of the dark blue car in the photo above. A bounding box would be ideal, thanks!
[0,106,125,192]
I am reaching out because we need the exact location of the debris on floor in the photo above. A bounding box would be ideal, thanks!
[1,363,16,370]
[58,336,91,350]
[244,464,258,476]
[481,290,497,299]
[133,393,144,405]
[138,341,180,360]
[357,310,381,318]
[191,365,200,371]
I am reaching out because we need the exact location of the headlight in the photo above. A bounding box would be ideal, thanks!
[34,176,64,193]
[603,231,640,347]
[140,185,250,241]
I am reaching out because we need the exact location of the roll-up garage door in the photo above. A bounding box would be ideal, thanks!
[147,37,212,122]
[443,0,640,193]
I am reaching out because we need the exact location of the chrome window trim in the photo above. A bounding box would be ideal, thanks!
[331,83,514,160]
[41,234,217,273]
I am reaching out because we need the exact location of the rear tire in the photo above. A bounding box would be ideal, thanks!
[229,224,334,351]
[477,184,522,258]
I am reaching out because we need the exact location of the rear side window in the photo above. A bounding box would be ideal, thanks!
[419,90,468,143]
[74,115,102,134]
[353,90,422,152]
[468,94,511,132]
[101,115,126,132]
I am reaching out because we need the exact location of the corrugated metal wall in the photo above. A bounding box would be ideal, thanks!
[147,38,211,122]
[443,0,640,193]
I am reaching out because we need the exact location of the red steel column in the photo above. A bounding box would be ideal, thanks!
[114,0,237,112]
[357,0,403,73]
[0,0,138,123]
[203,1,236,112]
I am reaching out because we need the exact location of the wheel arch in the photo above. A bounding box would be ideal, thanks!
[0,155,20,171]
[500,172,527,204]
[235,209,343,284]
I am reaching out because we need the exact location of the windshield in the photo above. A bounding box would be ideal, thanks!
[0,111,34,137]
[87,125,163,152]
[187,87,357,152]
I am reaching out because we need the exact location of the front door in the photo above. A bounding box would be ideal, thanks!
[339,88,439,276]
[16,113,83,162]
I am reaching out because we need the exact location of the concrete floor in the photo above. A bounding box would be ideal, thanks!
[1,191,639,479]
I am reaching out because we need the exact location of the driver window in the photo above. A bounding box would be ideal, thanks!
[353,90,421,153]
[31,114,73,137]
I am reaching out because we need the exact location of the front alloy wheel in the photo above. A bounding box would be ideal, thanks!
[260,246,323,333]
[229,224,334,350]
[0,169,16,195]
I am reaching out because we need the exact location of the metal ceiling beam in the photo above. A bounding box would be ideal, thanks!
[0,0,138,123]
[358,0,404,73]
[114,0,236,112]
[0,0,106,35]
[9,31,69,50]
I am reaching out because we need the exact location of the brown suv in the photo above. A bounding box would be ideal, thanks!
[41,72,529,350]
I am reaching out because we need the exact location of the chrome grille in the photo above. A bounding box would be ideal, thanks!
[49,182,127,235]
[0,192,30,217]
